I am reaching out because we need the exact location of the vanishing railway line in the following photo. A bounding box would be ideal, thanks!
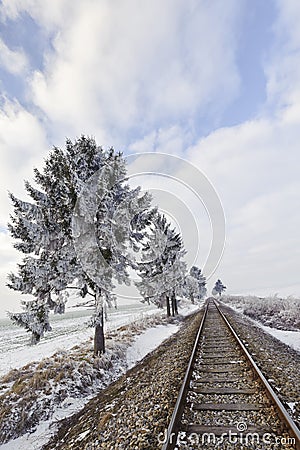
[162,298,300,449]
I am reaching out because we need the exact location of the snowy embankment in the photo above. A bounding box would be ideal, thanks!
[0,301,199,449]
[258,323,300,352]
[220,295,300,352]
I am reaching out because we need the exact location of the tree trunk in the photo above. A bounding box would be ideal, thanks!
[94,309,105,355]
[171,295,175,316]
[166,296,171,317]
[31,331,41,345]
[171,293,178,316]
[174,294,178,315]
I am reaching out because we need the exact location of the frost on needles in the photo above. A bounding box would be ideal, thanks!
[7,137,152,353]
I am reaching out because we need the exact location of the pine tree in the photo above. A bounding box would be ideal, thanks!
[190,266,207,300]
[7,136,152,352]
[72,147,153,354]
[136,212,187,316]
[212,279,227,297]
[7,145,78,343]
[8,299,51,345]
[184,275,199,304]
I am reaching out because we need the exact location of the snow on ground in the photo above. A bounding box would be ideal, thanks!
[0,420,54,450]
[0,394,94,450]
[178,302,201,317]
[0,300,201,378]
[219,300,300,353]
[0,303,158,377]
[0,301,200,450]
[126,323,180,369]
[0,319,183,450]
[257,323,300,352]
[124,301,200,370]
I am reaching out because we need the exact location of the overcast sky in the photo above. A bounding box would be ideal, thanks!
[0,0,299,317]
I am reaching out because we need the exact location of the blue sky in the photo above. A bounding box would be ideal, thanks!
[0,0,299,316]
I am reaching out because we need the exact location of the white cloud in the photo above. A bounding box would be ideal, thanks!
[128,125,193,156]
[0,0,77,30]
[0,98,49,227]
[0,38,28,75]
[264,1,300,115]
[27,0,243,143]
[187,105,300,294]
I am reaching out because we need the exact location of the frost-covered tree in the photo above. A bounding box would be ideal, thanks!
[72,150,153,354]
[136,212,187,316]
[190,266,207,299]
[7,136,152,353]
[184,275,199,304]
[184,266,207,303]
[212,279,227,297]
[8,145,79,343]
[8,299,51,345]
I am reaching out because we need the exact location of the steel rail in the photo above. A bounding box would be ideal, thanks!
[162,298,300,450]
[161,303,208,450]
[214,299,300,449]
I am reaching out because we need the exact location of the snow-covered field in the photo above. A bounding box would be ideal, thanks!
[0,301,198,450]
[0,302,158,377]
[0,319,181,450]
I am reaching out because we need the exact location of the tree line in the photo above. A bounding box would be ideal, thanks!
[7,136,225,354]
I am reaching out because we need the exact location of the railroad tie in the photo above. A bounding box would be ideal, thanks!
[192,387,256,394]
[182,424,270,436]
[191,403,262,411]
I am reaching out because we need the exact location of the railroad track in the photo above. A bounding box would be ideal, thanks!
[162,298,300,449]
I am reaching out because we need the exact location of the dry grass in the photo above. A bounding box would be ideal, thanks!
[0,310,174,444]
[222,295,300,330]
